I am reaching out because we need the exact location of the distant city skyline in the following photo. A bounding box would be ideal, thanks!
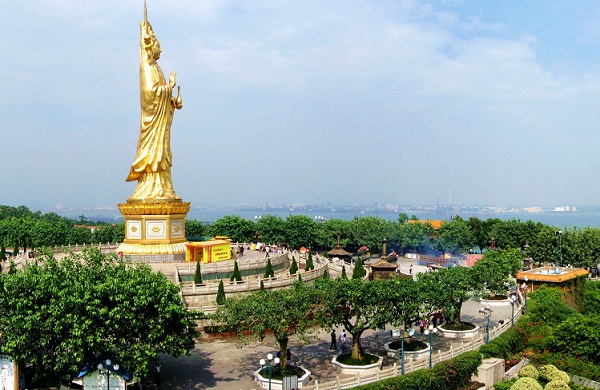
[3,1,600,210]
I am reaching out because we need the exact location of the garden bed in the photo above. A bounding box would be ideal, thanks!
[254,365,311,389]
[384,340,429,360]
[439,322,480,340]
[331,353,383,376]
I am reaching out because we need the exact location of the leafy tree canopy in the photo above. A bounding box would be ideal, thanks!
[0,248,197,387]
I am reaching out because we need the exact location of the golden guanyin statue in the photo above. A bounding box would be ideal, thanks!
[126,2,183,203]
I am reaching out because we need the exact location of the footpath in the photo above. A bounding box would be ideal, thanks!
[145,256,517,390]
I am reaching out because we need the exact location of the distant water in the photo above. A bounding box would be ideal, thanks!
[61,207,600,229]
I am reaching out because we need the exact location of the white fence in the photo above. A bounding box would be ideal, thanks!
[304,306,523,390]
[179,254,354,312]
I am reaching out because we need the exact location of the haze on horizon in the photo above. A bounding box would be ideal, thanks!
[2,1,600,212]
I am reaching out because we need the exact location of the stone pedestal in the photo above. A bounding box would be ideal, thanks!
[116,201,190,255]
[471,358,505,389]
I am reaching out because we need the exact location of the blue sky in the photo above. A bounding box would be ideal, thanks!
[2,0,600,211]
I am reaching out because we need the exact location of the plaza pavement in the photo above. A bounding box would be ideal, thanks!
[143,256,518,390]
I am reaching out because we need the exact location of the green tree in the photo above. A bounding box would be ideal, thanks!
[194,261,203,284]
[65,227,94,245]
[315,219,352,251]
[320,279,395,360]
[385,278,427,336]
[93,224,123,244]
[322,267,329,279]
[352,257,366,279]
[284,215,318,249]
[528,285,576,325]
[399,221,434,253]
[581,282,600,315]
[546,313,600,363]
[490,219,546,251]
[8,258,16,274]
[435,216,475,254]
[230,260,242,282]
[472,249,523,296]
[216,279,226,304]
[255,215,286,245]
[419,266,480,325]
[0,246,5,261]
[349,216,394,253]
[215,281,323,370]
[0,248,197,387]
[339,265,348,280]
[264,258,274,278]
[186,219,207,238]
[305,251,314,271]
[289,257,298,275]
[259,280,265,292]
[528,225,560,266]
[210,215,255,242]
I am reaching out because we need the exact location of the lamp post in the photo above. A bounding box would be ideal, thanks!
[400,336,405,375]
[479,304,493,344]
[259,353,280,390]
[522,277,529,314]
[314,215,326,224]
[509,295,516,326]
[556,230,563,267]
[97,359,119,390]
[424,324,438,368]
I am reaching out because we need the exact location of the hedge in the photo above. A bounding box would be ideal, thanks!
[479,318,527,359]
[352,350,482,390]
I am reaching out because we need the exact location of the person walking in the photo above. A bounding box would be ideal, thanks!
[329,329,337,350]
[338,331,347,355]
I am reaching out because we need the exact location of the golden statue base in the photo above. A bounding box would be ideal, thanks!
[116,200,190,256]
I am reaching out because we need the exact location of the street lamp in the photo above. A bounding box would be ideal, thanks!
[314,215,326,224]
[259,353,280,390]
[479,304,493,344]
[508,295,517,326]
[556,230,563,267]
[522,276,529,314]
[97,359,119,390]
[424,324,438,368]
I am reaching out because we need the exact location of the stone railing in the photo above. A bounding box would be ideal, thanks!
[303,305,523,390]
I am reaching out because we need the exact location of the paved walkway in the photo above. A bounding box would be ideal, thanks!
[144,257,518,390]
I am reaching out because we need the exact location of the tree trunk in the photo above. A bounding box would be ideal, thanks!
[277,336,289,370]
[350,331,363,360]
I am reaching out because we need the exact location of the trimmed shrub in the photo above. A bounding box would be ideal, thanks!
[480,325,527,359]
[544,380,570,390]
[216,279,226,304]
[322,267,329,279]
[538,365,569,384]
[510,377,543,390]
[305,251,314,271]
[352,257,366,279]
[494,378,517,390]
[529,351,600,382]
[194,261,203,284]
[518,364,539,379]
[289,257,298,274]
[352,350,481,390]
[230,260,242,281]
[340,266,348,280]
[264,258,274,278]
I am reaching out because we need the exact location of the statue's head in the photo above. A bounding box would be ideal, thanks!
[141,21,161,61]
